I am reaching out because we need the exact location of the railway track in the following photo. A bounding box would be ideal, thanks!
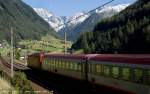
[0,60,11,76]
[24,69,120,94]
[0,56,55,94]
[0,57,29,70]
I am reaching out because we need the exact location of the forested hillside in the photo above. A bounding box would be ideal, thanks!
[72,0,150,53]
[0,0,56,41]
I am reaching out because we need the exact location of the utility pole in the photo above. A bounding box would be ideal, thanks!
[24,50,27,66]
[64,32,67,54]
[11,27,14,78]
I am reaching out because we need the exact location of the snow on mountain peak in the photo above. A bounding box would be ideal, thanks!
[67,12,89,26]
[34,4,129,32]
[34,8,65,31]
[34,8,53,19]
[96,4,129,14]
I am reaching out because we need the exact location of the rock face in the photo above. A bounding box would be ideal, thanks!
[0,0,56,41]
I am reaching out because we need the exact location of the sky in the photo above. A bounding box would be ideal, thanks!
[23,0,137,17]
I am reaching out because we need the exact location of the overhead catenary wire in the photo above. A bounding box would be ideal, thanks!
[55,0,115,29]
[61,0,115,54]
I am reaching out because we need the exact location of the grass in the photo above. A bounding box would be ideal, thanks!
[0,35,73,58]
[0,48,10,56]
[74,49,84,54]
[19,35,72,53]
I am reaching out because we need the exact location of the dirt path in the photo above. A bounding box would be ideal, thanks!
[0,78,12,94]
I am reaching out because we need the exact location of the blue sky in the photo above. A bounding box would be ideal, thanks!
[23,0,136,17]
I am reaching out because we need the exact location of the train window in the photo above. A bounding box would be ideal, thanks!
[67,62,70,69]
[53,60,55,66]
[54,60,56,67]
[72,63,75,70]
[104,66,110,76]
[55,61,58,68]
[146,70,150,85]
[57,61,59,68]
[68,62,70,69]
[72,62,75,70]
[47,59,51,64]
[78,63,81,71]
[148,70,150,85]
[122,68,130,80]
[61,61,64,69]
[134,69,143,83]
[44,59,46,64]
[96,64,103,74]
[74,63,78,71]
[70,62,73,70]
[46,59,48,64]
[65,62,68,69]
[52,60,54,66]
[91,64,96,73]
[82,64,85,72]
[44,59,47,64]
[48,60,51,66]
[65,61,67,69]
[71,62,74,70]
[112,67,119,78]
[51,60,53,66]
[63,61,66,69]
[60,61,63,69]
[49,60,52,68]
[58,61,61,68]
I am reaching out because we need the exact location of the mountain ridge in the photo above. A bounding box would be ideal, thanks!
[34,4,129,34]
[58,4,129,41]
[0,0,56,42]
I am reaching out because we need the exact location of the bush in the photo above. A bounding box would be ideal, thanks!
[11,72,35,94]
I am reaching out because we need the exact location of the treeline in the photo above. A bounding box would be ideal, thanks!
[72,0,150,54]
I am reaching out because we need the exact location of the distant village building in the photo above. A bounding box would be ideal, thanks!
[0,43,2,48]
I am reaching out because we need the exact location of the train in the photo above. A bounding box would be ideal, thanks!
[27,53,150,94]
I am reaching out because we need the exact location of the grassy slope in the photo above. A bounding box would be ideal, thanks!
[19,35,72,53]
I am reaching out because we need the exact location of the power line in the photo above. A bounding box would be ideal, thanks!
[55,0,115,29]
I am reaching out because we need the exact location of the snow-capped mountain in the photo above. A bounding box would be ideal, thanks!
[34,8,65,31]
[67,12,89,26]
[34,4,129,37]
[34,8,89,31]
[58,4,129,41]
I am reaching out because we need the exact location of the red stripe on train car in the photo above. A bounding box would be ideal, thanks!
[90,54,150,65]
[44,54,87,60]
